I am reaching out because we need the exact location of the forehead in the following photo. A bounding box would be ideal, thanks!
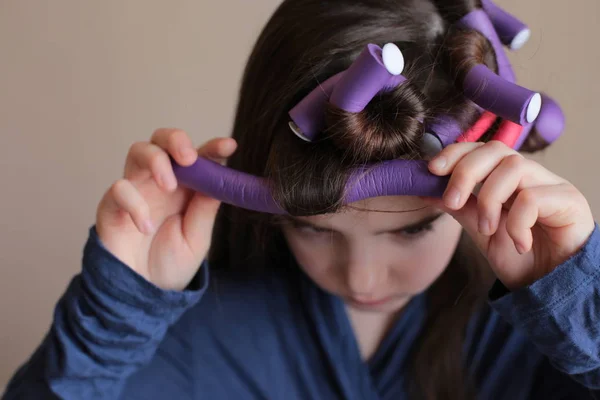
[298,196,432,231]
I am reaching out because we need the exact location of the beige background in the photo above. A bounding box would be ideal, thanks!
[0,0,598,389]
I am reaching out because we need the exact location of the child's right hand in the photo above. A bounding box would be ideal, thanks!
[95,129,237,291]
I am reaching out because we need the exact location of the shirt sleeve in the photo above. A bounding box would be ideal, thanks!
[3,225,207,400]
[489,223,600,394]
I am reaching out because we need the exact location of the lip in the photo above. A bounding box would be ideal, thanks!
[347,296,393,307]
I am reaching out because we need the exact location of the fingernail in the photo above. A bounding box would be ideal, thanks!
[516,242,527,255]
[143,219,155,235]
[444,187,461,209]
[478,217,491,235]
[430,156,447,171]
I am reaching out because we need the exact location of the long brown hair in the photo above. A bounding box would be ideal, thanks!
[208,0,539,398]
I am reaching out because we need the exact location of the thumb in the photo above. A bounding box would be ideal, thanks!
[179,136,237,259]
[181,192,221,260]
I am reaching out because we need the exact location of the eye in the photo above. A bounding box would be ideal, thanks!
[397,223,435,239]
[299,225,323,233]
[291,221,330,235]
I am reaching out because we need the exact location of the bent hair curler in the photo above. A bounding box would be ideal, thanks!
[481,0,531,51]
[458,9,541,126]
[288,43,407,142]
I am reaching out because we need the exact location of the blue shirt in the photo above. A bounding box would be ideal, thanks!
[4,225,600,399]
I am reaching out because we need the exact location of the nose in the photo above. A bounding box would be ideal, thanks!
[345,250,382,297]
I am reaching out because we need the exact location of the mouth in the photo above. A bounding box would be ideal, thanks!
[347,295,394,307]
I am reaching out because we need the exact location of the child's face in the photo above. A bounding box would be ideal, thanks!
[282,196,462,313]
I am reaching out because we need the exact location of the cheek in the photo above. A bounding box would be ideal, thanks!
[282,230,339,288]
[390,220,462,292]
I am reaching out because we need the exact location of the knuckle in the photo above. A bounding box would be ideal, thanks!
[167,129,185,149]
[135,202,150,218]
[148,150,168,168]
[168,128,186,138]
[152,127,184,144]
[476,192,494,211]
[445,142,479,156]
[450,166,471,187]
[505,221,520,238]
[503,153,525,170]
[484,140,509,152]
[109,179,130,200]
[517,188,537,205]
[442,142,461,154]
[127,141,145,155]
[565,183,581,196]
[151,127,168,140]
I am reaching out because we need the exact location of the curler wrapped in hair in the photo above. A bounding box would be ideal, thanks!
[481,0,531,50]
[287,72,343,142]
[462,63,541,126]
[288,43,407,141]
[457,9,541,126]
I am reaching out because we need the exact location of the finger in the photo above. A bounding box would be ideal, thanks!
[126,142,178,191]
[197,137,237,161]
[182,192,221,258]
[101,179,155,235]
[505,184,584,254]
[421,195,491,252]
[505,189,539,254]
[435,141,519,210]
[151,128,197,166]
[477,155,564,236]
[428,141,486,176]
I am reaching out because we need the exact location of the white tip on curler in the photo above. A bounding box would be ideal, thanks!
[420,132,444,159]
[289,121,312,142]
[382,43,405,76]
[526,93,542,123]
[511,28,531,50]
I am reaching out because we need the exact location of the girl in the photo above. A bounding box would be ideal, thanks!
[5,0,599,399]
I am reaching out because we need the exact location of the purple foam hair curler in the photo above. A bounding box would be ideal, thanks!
[288,43,407,142]
[288,72,343,142]
[531,93,566,145]
[463,64,541,126]
[172,156,282,213]
[172,110,495,214]
[459,10,541,126]
[481,0,531,51]
[173,156,449,214]
[329,43,406,112]
[513,93,566,150]
[459,9,515,82]
[424,114,465,148]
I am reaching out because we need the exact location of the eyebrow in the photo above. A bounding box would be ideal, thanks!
[291,212,445,235]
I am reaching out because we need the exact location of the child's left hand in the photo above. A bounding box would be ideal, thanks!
[424,140,595,290]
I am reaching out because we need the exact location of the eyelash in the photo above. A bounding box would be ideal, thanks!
[397,223,435,239]
[292,221,436,238]
[294,224,330,235]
